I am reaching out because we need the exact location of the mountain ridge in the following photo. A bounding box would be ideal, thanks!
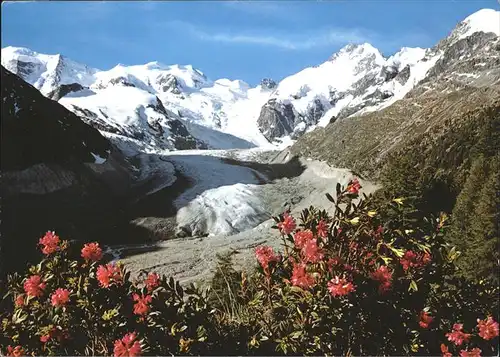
[1,8,498,152]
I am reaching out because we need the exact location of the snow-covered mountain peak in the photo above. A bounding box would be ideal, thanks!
[273,42,385,102]
[330,42,384,62]
[387,47,427,70]
[446,8,500,45]
[458,8,500,39]
[160,64,210,90]
[213,78,250,91]
[143,61,165,69]
[1,46,99,95]
[2,46,38,57]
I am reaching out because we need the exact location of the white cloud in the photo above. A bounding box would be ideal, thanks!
[163,20,370,50]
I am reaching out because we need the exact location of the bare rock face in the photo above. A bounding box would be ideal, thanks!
[257,99,296,141]
[260,78,277,90]
[157,73,182,94]
[380,65,399,82]
[306,98,325,124]
[47,82,85,101]
[395,65,411,85]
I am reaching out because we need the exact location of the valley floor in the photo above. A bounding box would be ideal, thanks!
[107,148,379,285]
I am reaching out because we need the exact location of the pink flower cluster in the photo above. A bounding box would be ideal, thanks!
[39,231,61,255]
[346,178,361,195]
[114,332,142,356]
[400,250,432,271]
[327,276,356,297]
[370,265,393,294]
[96,263,124,288]
[446,324,472,346]
[277,212,297,235]
[255,246,280,272]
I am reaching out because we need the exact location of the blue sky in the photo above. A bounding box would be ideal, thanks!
[1,0,498,86]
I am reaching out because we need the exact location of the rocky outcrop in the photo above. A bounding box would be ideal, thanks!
[257,100,296,141]
[12,59,42,80]
[169,119,207,150]
[260,78,277,89]
[291,80,500,180]
[328,89,346,106]
[395,65,411,85]
[305,98,325,124]
[157,73,182,94]
[47,82,85,100]
[380,66,399,82]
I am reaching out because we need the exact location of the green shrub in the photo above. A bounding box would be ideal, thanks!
[230,181,499,356]
[0,238,217,356]
[380,109,500,284]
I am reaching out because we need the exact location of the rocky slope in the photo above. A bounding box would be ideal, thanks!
[0,66,136,277]
[1,66,110,170]
[2,9,498,149]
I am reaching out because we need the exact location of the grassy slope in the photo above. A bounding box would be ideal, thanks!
[291,85,500,180]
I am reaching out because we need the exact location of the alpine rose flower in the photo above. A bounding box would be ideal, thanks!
[145,273,160,292]
[293,230,314,249]
[400,250,432,271]
[23,275,46,297]
[132,293,153,316]
[301,239,324,263]
[291,263,315,289]
[400,251,418,271]
[316,219,328,239]
[441,344,452,357]
[459,348,482,357]
[370,265,392,293]
[114,332,142,357]
[51,288,70,307]
[346,178,361,195]
[81,242,103,262]
[255,246,280,271]
[419,311,433,329]
[446,323,472,346]
[39,231,60,255]
[96,263,123,288]
[15,295,24,307]
[328,276,355,297]
[5,345,25,357]
[477,316,499,340]
[277,212,296,235]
